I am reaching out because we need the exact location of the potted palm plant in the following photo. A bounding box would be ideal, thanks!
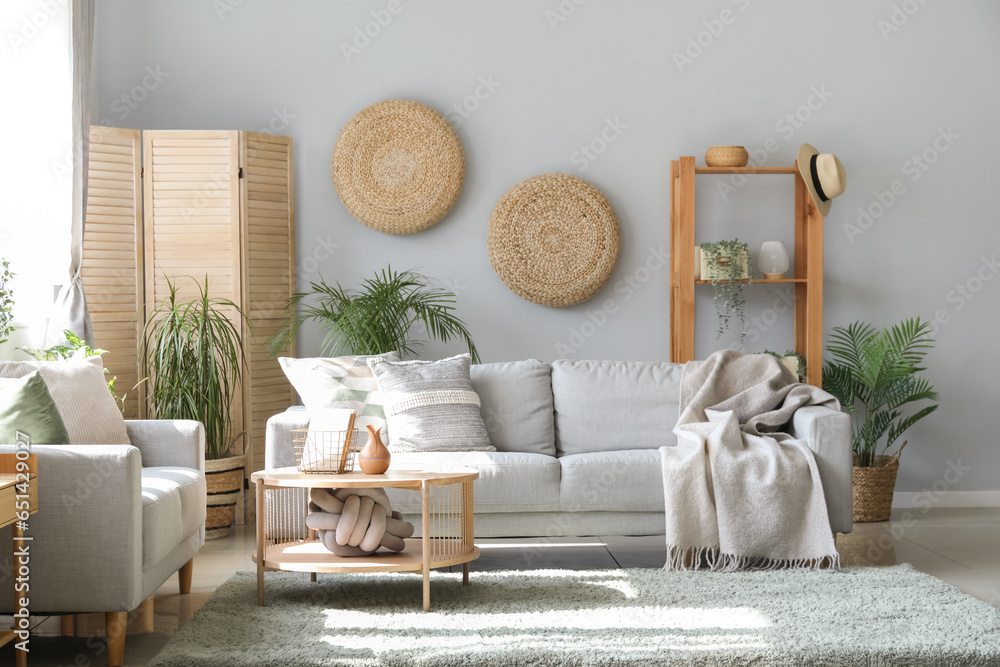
[141,276,248,539]
[269,266,479,362]
[822,317,939,522]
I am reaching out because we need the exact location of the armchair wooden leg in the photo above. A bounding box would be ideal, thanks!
[60,614,76,636]
[179,557,194,594]
[105,611,127,667]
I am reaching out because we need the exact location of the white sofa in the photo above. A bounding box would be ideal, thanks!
[266,359,853,537]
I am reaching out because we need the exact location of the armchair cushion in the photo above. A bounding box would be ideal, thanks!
[0,371,71,443]
[0,356,130,445]
[141,466,206,565]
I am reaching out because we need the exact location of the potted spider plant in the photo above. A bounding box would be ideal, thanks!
[822,317,939,522]
[140,276,248,539]
[269,266,479,362]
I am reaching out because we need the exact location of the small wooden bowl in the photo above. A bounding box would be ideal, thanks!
[705,146,749,168]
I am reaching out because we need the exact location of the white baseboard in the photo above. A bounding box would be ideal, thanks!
[893,490,1000,509]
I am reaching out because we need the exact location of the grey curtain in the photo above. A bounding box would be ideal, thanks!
[46,0,95,346]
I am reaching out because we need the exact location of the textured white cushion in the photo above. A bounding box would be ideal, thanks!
[383,451,560,513]
[279,352,398,443]
[552,359,683,456]
[0,356,130,445]
[559,449,665,512]
[471,359,555,456]
[368,354,494,453]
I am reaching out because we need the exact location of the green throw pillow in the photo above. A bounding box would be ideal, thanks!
[0,371,71,444]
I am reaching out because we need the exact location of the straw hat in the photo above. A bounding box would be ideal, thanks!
[797,143,846,217]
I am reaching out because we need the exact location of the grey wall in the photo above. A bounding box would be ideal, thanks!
[95,0,1000,495]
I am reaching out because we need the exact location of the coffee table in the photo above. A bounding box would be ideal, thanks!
[251,466,479,611]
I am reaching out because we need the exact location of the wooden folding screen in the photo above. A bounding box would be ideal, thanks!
[81,127,145,419]
[83,128,296,520]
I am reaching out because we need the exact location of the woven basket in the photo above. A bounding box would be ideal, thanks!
[205,454,245,540]
[852,443,906,523]
[332,99,465,235]
[704,146,749,168]
[488,173,620,307]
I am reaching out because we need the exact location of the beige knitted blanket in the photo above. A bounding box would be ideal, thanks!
[661,350,841,571]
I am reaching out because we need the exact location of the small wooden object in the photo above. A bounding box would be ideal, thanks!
[704,146,749,168]
[358,425,391,474]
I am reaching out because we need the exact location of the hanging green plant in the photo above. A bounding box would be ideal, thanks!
[700,239,750,341]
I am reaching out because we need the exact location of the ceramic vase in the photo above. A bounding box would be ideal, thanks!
[358,425,390,474]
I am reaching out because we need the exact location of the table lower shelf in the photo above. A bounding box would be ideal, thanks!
[253,538,480,574]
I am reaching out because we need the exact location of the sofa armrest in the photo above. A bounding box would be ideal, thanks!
[788,405,854,534]
[265,409,310,470]
[0,444,144,613]
[126,419,205,471]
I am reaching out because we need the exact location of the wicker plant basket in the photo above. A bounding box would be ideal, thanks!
[205,454,245,540]
[704,146,749,168]
[852,442,906,523]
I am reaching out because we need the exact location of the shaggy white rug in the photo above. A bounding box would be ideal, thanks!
[149,565,1000,666]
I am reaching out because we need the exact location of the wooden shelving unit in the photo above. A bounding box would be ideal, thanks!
[669,156,824,386]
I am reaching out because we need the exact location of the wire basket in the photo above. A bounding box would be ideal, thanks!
[291,428,360,474]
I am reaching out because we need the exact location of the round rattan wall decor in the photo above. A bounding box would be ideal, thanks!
[331,99,465,235]
[488,173,620,307]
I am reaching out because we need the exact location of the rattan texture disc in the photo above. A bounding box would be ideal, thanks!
[332,99,465,235]
[488,173,620,307]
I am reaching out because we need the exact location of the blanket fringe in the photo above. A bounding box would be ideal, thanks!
[664,545,841,572]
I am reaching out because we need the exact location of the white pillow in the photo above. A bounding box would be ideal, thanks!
[0,356,130,445]
[279,352,398,446]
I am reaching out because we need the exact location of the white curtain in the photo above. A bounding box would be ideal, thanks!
[45,0,95,346]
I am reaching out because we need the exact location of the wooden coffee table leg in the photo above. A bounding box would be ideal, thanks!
[463,562,470,586]
[256,479,265,606]
[422,480,431,612]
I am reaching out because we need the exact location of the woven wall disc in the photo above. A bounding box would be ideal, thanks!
[488,173,620,307]
[332,99,465,235]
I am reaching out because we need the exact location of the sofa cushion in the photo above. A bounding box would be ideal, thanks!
[551,359,683,456]
[382,451,560,514]
[141,466,206,565]
[559,449,665,513]
[368,354,494,453]
[471,359,555,456]
[278,352,399,444]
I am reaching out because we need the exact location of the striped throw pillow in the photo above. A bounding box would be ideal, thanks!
[367,353,494,453]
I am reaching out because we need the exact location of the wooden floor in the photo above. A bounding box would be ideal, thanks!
[4,506,999,666]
